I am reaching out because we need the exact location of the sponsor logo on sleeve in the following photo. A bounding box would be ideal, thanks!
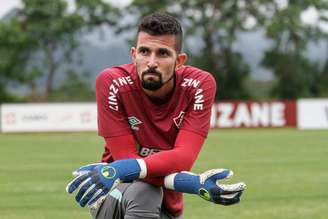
[180,78,204,111]
[194,89,204,110]
[181,78,200,88]
[108,76,134,111]
[128,116,142,130]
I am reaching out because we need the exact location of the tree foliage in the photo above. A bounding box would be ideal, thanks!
[1,0,327,102]
[258,0,328,98]
[122,0,328,99]
[122,0,264,99]
[0,0,117,102]
[0,0,83,101]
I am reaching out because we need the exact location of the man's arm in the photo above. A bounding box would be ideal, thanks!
[103,134,165,186]
[103,129,205,186]
[106,130,204,177]
[67,162,246,208]
[142,130,204,176]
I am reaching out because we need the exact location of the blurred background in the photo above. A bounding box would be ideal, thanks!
[0,0,327,102]
[0,1,327,219]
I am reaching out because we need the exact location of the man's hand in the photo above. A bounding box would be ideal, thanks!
[71,162,105,177]
[164,169,246,205]
[66,159,144,208]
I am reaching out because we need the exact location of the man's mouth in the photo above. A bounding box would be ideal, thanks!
[143,72,161,78]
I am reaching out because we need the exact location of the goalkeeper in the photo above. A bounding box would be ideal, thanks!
[66,12,246,219]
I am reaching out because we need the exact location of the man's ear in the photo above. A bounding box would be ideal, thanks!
[130,47,137,64]
[175,53,188,69]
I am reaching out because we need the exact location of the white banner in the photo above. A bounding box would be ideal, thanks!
[297,99,328,130]
[3,99,327,132]
[0,103,97,132]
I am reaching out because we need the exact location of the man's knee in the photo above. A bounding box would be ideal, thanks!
[125,181,163,204]
[123,181,163,218]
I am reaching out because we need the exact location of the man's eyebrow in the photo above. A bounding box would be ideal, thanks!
[158,48,172,54]
[137,46,149,51]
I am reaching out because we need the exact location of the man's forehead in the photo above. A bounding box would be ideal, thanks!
[136,32,177,50]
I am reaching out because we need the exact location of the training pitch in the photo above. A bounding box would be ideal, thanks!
[0,129,327,219]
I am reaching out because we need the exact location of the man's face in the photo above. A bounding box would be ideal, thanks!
[131,32,185,91]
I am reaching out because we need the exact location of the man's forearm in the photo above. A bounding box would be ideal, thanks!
[143,130,204,177]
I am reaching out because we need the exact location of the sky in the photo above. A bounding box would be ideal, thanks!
[0,0,21,18]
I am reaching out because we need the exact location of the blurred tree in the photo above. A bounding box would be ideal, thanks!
[120,0,264,99]
[0,0,118,102]
[119,0,328,99]
[75,0,119,27]
[0,19,37,102]
[259,0,328,99]
[318,38,328,97]
[0,0,84,101]
[47,70,95,101]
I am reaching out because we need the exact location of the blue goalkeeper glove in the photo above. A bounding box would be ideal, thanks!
[66,159,145,208]
[164,169,246,205]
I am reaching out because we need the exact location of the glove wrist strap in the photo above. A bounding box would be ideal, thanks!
[136,159,147,179]
[164,173,177,190]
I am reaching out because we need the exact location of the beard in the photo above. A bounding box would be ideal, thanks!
[141,67,164,91]
[140,66,176,91]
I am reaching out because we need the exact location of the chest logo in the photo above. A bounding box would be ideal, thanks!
[128,116,143,130]
[173,111,185,128]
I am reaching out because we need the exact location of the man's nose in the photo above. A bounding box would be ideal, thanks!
[147,54,158,68]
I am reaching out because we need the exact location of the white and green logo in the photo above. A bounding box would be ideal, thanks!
[101,166,116,179]
[128,116,142,130]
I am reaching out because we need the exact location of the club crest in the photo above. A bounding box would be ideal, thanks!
[173,111,185,128]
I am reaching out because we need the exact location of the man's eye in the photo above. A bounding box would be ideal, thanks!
[139,49,148,55]
[159,50,168,56]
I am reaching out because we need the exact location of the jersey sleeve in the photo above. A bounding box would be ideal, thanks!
[104,135,166,186]
[96,71,132,137]
[180,74,216,137]
[143,130,205,177]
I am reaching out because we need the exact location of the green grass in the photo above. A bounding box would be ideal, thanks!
[0,129,327,219]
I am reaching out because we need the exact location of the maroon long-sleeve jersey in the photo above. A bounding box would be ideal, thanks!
[96,63,216,215]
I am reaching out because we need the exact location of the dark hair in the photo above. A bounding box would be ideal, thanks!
[137,12,183,52]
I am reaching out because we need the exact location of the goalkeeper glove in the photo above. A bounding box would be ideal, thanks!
[66,159,146,208]
[164,169,246,205]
